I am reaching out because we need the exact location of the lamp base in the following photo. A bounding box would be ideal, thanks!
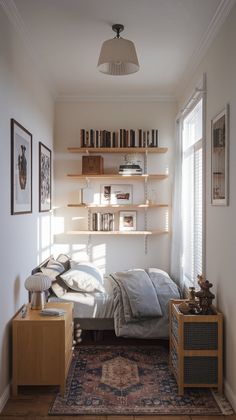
[31,291,46,310]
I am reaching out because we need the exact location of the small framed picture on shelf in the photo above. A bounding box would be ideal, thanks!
[211,104,229,205]
[119,211,137,231]
[101,184,132,205]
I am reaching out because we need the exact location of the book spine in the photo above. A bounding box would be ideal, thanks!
[138,129,142,148]
[90,129,94,148]
[155,129,158,147]
[81,129,85,147]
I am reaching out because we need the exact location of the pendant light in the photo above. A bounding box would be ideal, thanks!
[97,24,139,76]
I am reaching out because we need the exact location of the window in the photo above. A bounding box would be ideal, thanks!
[182,99,203,287]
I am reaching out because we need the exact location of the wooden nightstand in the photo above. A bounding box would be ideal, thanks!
[169,299,223,395]
[12,302,74,396]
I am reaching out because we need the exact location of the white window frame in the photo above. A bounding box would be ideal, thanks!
[181,94,206,289]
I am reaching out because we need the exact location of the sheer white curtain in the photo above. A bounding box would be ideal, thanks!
[170,119,184,290]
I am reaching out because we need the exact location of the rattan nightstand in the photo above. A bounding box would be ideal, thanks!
[169,299,223,395]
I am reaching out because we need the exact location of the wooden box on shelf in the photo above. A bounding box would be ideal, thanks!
[82,155,104,175]
[169,299,223,395]
[12,302,74,396]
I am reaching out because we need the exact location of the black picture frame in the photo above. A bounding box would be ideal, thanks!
[11,119,32,215]
[39,142,51,212]
[211,105,229,205]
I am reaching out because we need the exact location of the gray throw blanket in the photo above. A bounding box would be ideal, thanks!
[108,268,180,338]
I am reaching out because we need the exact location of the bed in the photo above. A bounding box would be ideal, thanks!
[32,255,180,339]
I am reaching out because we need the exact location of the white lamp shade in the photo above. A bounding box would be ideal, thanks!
[25,273,51,292]
[97,37,139,75]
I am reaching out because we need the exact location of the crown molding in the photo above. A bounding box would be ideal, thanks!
[175,0,236,97]
[0,0,56,99]
[55,94,177,103]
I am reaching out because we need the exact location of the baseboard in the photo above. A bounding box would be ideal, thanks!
[224,379,236,412]
[0,384,10,413]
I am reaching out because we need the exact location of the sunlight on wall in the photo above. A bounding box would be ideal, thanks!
[53,216,65,234]
[71,244,89,262]
[91,243,106,273]
[37,214,53,263]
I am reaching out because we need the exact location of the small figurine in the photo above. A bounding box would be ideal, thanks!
[195,275,215,315]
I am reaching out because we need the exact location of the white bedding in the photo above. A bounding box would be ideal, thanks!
[49,275,114,319]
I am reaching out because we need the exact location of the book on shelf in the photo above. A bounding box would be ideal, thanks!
[92,212,114,231]
[80,128,159,148]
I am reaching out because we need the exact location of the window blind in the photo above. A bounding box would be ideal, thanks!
[182,99,203,286]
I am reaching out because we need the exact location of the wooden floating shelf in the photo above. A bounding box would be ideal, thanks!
[67,203,169,209]
[67,174,168,180]
[67,147,168,154]
[66,230,169,236]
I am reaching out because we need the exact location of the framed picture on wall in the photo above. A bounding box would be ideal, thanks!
[211,104,229,205]
[11,119,32,215]
[101,184,132,205]
[39,142,51,212]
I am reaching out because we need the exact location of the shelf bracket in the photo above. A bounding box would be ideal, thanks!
[144,234,148,255]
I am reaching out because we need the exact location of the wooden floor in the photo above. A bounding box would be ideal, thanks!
[1,332,235,420]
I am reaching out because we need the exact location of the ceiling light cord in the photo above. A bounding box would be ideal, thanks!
[112,24,124,39]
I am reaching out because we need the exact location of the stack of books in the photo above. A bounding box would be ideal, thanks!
[92,212,115,231]
[119,164,143,175]
[40,308,66,317]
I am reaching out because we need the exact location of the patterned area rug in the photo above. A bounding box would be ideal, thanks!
[49,345,232,416]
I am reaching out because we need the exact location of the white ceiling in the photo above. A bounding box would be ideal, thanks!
[4,0,235,99]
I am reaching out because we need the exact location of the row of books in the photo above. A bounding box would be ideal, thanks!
[92,212,115,231]
[80,129,158,148]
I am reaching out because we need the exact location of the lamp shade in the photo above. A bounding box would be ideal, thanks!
[97,37,139,75]
[25,273,51,292]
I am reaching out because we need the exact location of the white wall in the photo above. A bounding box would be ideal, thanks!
[54,100,176,273]
[178,4,236,410]
[0,5,54,408]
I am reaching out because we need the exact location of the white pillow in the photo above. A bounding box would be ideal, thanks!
[60,263,105,293]
[41,259,65,280]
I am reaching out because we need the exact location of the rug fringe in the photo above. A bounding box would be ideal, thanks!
[212,390,234,415]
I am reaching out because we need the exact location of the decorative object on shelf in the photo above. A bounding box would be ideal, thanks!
[82,155,104,175]
[178,301,190,315]
[211,104,229,205]
[179,275,215,316]
[39,142,51,212]
[101,184,132,205]
[11,119,32,215]
[119,153,143,175]
[81,187,94,204]
[195,275,215,315]
[24,273,51,309]
[119,210,137,231]
[97,24,139,76]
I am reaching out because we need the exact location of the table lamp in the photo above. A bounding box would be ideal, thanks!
[25,273,51,309]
